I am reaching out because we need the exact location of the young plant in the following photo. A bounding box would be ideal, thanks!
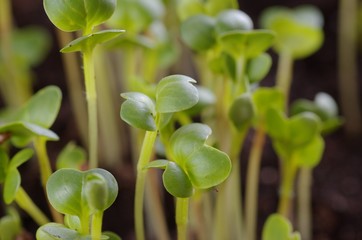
[259,5,324,98]
[244,88,284,240]
[262,213,300,240]
[36,168,119,240]
[290,92,342,240]
[43,0,124,168]
[265,108,325,219]
[0,148,49,226]
[120,74,199,240]
[144,123,231,240]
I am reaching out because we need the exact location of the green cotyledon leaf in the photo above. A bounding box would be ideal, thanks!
[44,0,116,32]
[156,75,199,113]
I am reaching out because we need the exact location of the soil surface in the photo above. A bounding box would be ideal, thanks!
[2,0,362,240]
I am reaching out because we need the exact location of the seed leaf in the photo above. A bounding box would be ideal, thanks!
[56,142,87,170]
[156,75,199,113]
[219,30,275,59]
[0,149,9,183]
[61,30,125,53]
[44,0,116,32]
[4,168,21,204]
[36,223,89,240]
[120,92,156,131]
[247,53,272,84]
[185,145,231,189]
[260,5,324,59]
[262,214,301,240]
[46,168,118,217]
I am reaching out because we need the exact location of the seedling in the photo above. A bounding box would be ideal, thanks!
[120,74,199,240]
[36,168,119,240]
[262,214,300,240]
[145,123,231,240]
[0,148,49,226]
[265,108,324,218]
[0,86,62,223]
[43,0,125,168]
[0,208,22,240]
[260,5,324,97]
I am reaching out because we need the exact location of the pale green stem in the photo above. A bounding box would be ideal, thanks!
[276,51,293,103]
[176,198,189,240]
[338,0,362,135]
[80,211,90,235]
[278,159,298,219]
[15,187,50,226]
[83,48,98,168]
[134,130,158,240]
[235,55,248,96]
[91,211,103,240]
[297,167,312,240]
[245,127,266,240]
[33,137,63,223]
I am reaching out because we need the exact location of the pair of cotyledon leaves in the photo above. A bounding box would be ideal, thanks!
[120,75,231,198]
[37,168,119,240]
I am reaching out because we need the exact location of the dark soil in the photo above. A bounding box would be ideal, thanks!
[2,0,362,240]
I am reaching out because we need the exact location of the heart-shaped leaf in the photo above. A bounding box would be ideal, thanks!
[44,0,116,32]
[260,5,324,59]
[170,124,231,189]
[265,108,288,141]
[218,30,275,59]
[262,214,301,240]
[181,14,216,52]
[46,168,118,217]
[156,75,199,113]
[184,145,231,189]
[120,92,156,131]
[61,30,125,53]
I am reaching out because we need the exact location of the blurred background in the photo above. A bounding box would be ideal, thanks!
[1,0,362,239]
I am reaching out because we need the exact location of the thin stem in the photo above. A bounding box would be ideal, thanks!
[91,211,103,240]
[278,159,298,219]
[338,0,362,135]
[80,211,90,235]
[176,198,189,240]
[134,130,158,240]
[245,127,266,240]
[235,55,248,96]
[83,48,98,168]
[33,137,63,223]
[15,187,50,226]
[297,167,312,240]
[276,50,293,103]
